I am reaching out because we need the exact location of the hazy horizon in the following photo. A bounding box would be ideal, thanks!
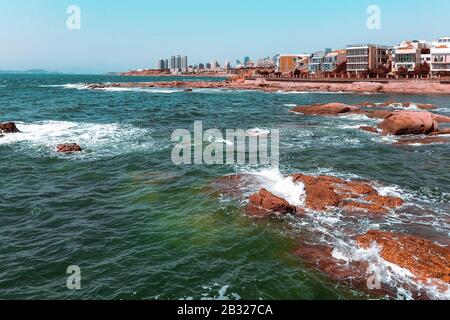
[1,0,449,74]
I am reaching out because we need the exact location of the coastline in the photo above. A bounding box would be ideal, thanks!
[87,77,450,95]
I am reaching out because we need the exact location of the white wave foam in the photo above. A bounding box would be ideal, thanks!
[248,167,305,207]
[283,104,297,107]
[97,87,185,94]
[39,83,90,90]
[332,242,450,300]
[0,120,154,159]
[246,128,270,137]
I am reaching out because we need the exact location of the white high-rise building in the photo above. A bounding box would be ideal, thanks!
[170,56,176,70]
[431,37,450,76]
[181,56,188,71]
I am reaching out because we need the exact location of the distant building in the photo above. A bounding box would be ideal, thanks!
[199,63,205,70]
[243,56,250,67]
[323,50,346,72]
[224,61,231,70]
[206,62,212,69]
[430,37,450,75]
[277,54,310,73]
[346,44,390,74]
[308,49,331,73]
[156,59,165,70]
[392,40,428,72]
[170,56,176,70]
[181,56,188,71]
[256,57,275,68]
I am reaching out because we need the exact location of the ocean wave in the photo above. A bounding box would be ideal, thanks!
[332,242,450,300]
[0,120,155,159]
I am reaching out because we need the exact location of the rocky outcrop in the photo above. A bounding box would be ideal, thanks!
[378,111,438,135]
[290,174,403,214]
[0,122,20,133]
[291,103,358,116]
[429,128,450,136]
[57,143,82,154]
[248,188,298,217]
[357,230,450,284]
[394,136,450,146]
[360,126,378,134]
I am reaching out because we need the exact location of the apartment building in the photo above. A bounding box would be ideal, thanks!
[323,50,346,72]
[431,37,450,75]
[346,44,389,73]
[392,40,428,72]
[277,54,310,73]
[308,49,329,73]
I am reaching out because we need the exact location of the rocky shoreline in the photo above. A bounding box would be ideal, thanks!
[85,77,450,94]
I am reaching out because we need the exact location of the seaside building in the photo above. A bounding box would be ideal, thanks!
[224,61,231,70]
[277,54,310,73]
[308,49,331,73]
[392,40,428,72]
[430,37,450,76]
[323,50,347,72]
[346,44,389,74]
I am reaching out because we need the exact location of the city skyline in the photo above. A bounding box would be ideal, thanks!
[1,0,450,73]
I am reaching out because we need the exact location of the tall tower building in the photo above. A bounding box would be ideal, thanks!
[181,56,188,70]
[170,56,176,70]
[176,55,182,70]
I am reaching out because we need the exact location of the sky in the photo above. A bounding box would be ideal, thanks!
[0,0,449,74]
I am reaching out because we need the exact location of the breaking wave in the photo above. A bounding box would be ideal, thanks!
[0,120,155,159]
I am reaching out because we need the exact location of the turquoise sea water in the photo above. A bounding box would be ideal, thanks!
[0,75,449,300]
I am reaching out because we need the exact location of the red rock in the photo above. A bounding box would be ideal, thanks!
[378,111,437,135]
[362,110,394,119]
[431,114,450,123]
[429,128,450,136]
[0,122,20,133]
[292,103,358,116]
[364,194,404,208]
[416,103,436,110]
[394,137,450,146]
[357,230,450,284]
[356,102,376,107]
[360,126,378,134]
[56,143,82,154]
[248,188,297,216]
[290,174,401,214]
[344,201,388,214]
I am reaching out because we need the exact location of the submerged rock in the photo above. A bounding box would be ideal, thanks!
[57,143,82,154]
[360,126,379,134]
[0,122,20,133]
[292,103,357,116]
[357,230,450,284]
[394,136,450,146]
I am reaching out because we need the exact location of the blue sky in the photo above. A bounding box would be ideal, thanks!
[0,0,449,73]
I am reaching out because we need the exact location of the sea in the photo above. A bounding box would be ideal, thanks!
[0,74,449,300]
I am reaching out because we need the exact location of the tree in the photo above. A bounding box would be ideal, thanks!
[397,66,408,78]
[411,62,430,78]
[334,62,347,75]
